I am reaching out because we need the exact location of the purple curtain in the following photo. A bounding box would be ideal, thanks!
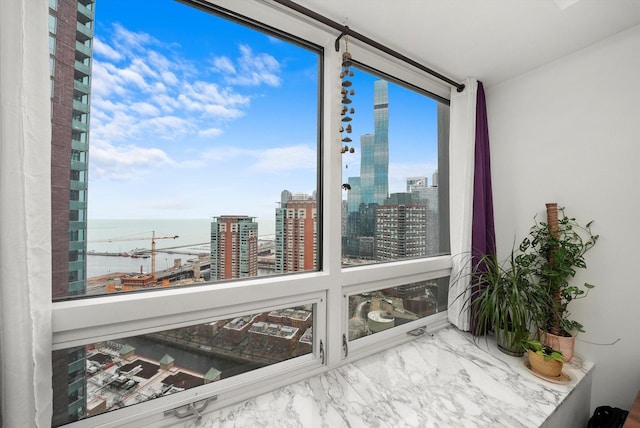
[470,81,496,335]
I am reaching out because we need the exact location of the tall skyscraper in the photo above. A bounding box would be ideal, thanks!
[372,80,390,204]
[275,191,318,272]
[344,80,389,260]
[51,0,93,298]
[354,80,389,208]
[211,216,258,280]
[50,0,95,424]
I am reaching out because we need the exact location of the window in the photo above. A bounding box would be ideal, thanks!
[342,66,449,266]
[49,0,451,426]
[347,278,449,341]
[56,304,316,420]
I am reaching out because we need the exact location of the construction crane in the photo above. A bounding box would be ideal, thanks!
[88,231,179,282]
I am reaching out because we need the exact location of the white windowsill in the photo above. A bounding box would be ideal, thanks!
[160,325,594,427]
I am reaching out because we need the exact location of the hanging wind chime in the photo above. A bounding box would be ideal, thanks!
[340,29,355,191]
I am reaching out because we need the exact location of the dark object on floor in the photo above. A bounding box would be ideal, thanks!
[587,405,629,428]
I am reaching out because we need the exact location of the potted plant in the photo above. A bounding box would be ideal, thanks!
[462,249,546,356]
[523,339,564,378]
[516,203,599,361]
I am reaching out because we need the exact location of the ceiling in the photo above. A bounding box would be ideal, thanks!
[292,0,640,87]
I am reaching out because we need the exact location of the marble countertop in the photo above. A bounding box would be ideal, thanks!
[193,326,593,428]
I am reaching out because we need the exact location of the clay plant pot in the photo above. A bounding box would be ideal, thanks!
[541,331,575,363]
[527,350,563,378]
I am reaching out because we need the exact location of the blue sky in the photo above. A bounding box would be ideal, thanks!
[88,0,441,222]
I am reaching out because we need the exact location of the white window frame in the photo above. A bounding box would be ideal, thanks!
[46,0,454,426]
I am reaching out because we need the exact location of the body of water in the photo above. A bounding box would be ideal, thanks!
[87,218,275,278]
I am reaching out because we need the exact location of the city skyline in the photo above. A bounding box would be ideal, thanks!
[87,0,440,221]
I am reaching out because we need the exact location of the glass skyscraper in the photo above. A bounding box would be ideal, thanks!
[355,80,389,208]
[372,80,390,205]
[343,80,389,260]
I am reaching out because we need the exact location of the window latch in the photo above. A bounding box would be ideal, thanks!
[319,340,325,364]
[164,396,217,423]
[342,333,349,358]
[407,325,428,337]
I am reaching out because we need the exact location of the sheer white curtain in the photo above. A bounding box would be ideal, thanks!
[0,0,53,426]
[447,78,478,331]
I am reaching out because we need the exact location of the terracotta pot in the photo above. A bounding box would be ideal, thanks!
[527,350,563,378]
[541,331,575,362]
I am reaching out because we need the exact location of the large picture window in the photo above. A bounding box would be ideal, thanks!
[51,0,322,425]
[47,0,451,426]
[52,0,321,302]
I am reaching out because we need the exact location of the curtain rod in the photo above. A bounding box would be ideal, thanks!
[271,0,466,93]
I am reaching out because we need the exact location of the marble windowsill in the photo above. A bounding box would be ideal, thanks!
[191,326,594,428]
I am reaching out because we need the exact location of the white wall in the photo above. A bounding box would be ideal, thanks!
[487,24,640,412]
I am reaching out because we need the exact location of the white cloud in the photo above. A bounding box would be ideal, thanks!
[118,67,150,91]
[90,140,174,180]
[131,102,160,116]
[93,38,123,62]
[198,127,223,138]
[251,144,316,172]
[91,61,128,99]
[199,146,252,162]
[212,44,281,87]
[112,23,155,51]
[138,116,195,140]
[212,56,236,74]
[89,22,279,184]
[150,93,180,113]
[161,71,178,86]
[177,81,248,119]
[129,58,159,81]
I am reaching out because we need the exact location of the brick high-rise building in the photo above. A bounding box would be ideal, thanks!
[211,216,258,280]
[275,191,318,272]
[49,0,95,424]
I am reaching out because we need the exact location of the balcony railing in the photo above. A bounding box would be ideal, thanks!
[74,60,91,77]
[73,99,89,114]
[76,22,93,41]
[73,79,90,94]
[75,41,92,59]
[76,2,94,23]
[72,119,88,132]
